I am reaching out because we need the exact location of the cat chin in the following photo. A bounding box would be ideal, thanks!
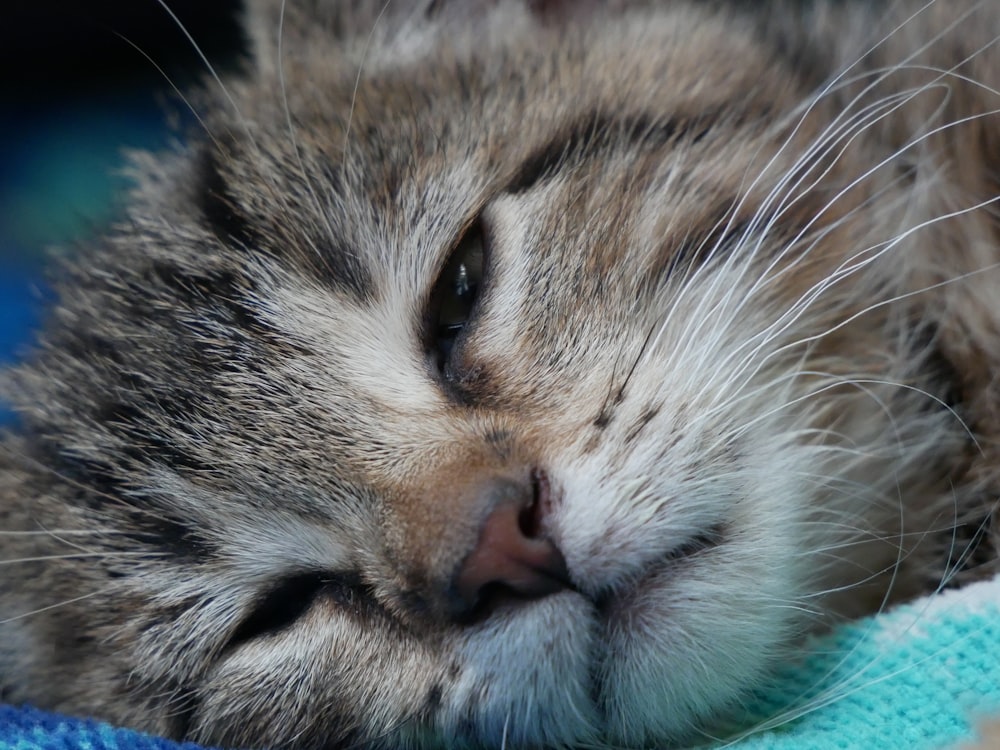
[446,593,600,747]
[440,536,795,748]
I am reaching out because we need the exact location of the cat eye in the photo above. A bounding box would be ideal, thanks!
[428,221,486,371]
[223,572,369,652]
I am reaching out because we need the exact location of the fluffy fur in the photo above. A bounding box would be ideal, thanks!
[1,1,999,748]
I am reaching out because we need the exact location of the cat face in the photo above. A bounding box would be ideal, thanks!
[2,1,998,748]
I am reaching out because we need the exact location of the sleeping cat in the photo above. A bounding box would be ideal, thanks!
[2,0,999,748]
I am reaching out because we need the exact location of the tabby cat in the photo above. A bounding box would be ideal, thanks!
[2,1,999,748]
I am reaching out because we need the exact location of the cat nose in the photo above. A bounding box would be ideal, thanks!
[449,470,570,622]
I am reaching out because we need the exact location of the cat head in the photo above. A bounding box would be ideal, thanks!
[2,1,997,748]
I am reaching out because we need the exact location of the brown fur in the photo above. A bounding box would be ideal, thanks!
[1,1,999,748]
[957,721,1000,750]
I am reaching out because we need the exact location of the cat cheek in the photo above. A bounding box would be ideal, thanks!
[194,603,444,749]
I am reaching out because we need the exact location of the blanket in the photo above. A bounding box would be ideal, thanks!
[728,575,1000,749]
[3,575,1000,750]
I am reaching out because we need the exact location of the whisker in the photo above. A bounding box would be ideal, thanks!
[111,30,225,153]
[0,552,165,566]
[152,0,259,153]
[0,588,109,625]
[659,0,976,362]
[276,0,348,270]
[341,1,393,167]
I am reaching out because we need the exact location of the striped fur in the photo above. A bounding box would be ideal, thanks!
[2,1,999,747]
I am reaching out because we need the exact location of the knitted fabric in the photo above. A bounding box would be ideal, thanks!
[729,575,1000,749]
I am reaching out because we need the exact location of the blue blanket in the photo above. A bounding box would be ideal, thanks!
[3,576,1000,750]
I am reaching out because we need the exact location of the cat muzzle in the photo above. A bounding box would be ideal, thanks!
[447,470,571,623]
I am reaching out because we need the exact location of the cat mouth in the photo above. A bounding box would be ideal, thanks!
[455,522,726,631]
[591,523,727,620]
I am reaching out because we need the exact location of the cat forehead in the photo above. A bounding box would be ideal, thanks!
[202,1,796,295]
[230,0,787,176]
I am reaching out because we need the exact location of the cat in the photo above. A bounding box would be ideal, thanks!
[2,1,999,748]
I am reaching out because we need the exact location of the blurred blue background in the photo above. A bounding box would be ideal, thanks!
[0,0,243,422]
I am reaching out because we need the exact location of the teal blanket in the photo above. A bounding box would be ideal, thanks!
[3,576,999,750]
[729,575,1000,749]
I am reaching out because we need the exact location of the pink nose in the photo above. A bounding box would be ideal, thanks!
[450,473,569,622]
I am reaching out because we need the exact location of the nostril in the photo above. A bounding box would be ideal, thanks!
[518,468,550,539]
[450,471,568,623]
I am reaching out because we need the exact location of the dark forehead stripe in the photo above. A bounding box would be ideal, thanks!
[197,146,259,252]
[508,112,716,194]
[308,235,377,304]
[197,145,375,303]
